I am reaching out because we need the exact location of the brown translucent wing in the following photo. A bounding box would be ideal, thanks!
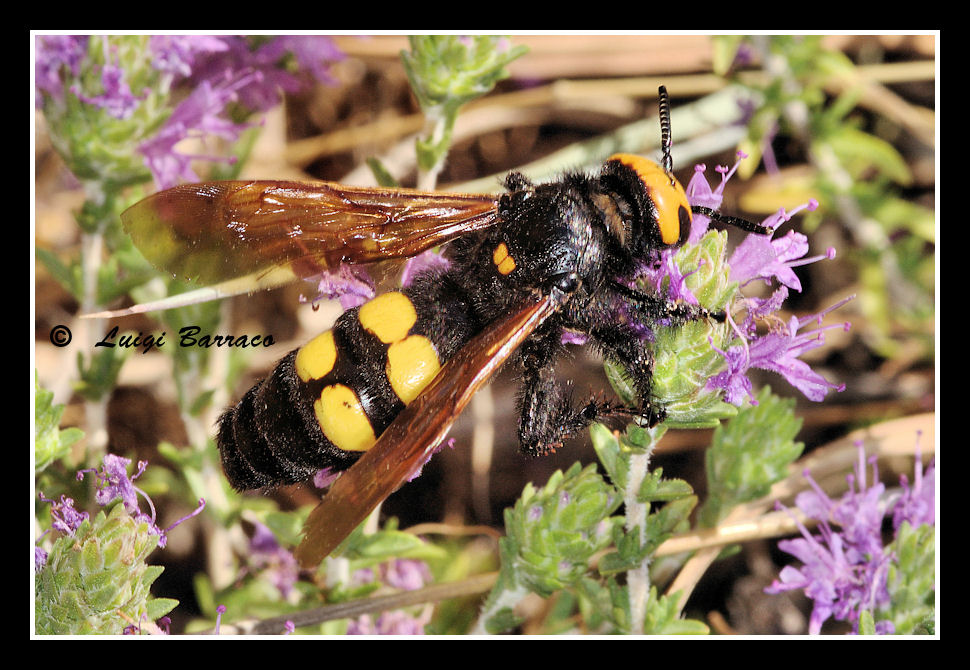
[294,291,561,568]
[122,180,500,286]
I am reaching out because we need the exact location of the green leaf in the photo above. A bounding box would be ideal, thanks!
[637,471,694,504]
[347,527,447,564]
[858,610,877,635]
[822,127,912,185]
[589,422,628,489]
[711,35,747,76]
[643,495,697,553]
[75,343,130,402]
[146,597,179,621]
[699,386,803,527]
[483,607,523,635]
[879,522,936,634]
[401,36,527,172]
[642,587,708,635]
[36,248,82,299]
[366,157,401,187]
[34,374,84,472]
[646,230,741,428]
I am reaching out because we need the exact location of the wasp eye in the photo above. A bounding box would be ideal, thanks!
[550,272,581,295]
[677,204,692,246]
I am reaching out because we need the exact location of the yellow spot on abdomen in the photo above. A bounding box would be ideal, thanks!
[358,292,417,344]
[315,384,376,452]
[386,335,441,405]
[492,242,516,275]
[295,330,338,382]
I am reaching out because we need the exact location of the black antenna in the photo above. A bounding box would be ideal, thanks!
[658,86,674,176]
[692,206,772,235]
[659,85,771,237]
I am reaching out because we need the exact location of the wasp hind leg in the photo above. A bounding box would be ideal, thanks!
[515,333,637,457]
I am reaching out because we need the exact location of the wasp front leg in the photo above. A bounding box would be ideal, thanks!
[591,283,725,427]
[590,322,667,427]
[610,281,726,326]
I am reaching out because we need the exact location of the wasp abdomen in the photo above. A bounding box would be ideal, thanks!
[217,284,476,490]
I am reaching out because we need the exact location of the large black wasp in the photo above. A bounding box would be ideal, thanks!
[121,87,768,564]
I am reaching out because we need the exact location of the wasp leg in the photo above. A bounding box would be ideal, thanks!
[610,281,725,324]
[590,322,667,427]
[591,284,723,427]
[516,331,628,456]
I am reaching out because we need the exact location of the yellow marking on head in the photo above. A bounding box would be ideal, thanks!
[315,383,377,452]
[295,330,338,382]
[386,335,441,405]
[492,242,516,275]
[608,153,691,246]
[358,291,417,344]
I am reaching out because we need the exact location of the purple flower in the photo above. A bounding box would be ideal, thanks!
[765,443,901,634]
[381,559,434,591]
[892,435,935,530]
[71,57,144,120]
[353,558,433,591]
[304,264,376,311]
[704,340,755,406]
[270,36,344,87]
[682,154,850,406]
[78,454,204,548]
[798,445,889,561]
[408,437,456,482]
[179,36,343,113]
[79,453,147,514]
[148,35,232,78]
[637,248,704,310]
[214,604,227,634]
[728,204,830,292]
[34,35,88,104]
[312,466,341,489]
[707,297,850,404]
[401,250,451,288]
[685,154,747,243]
[37,492,89,537]
[37,35,345,195]
[346,609,432,635]
[138,70,258,189]
[35,546,49,571]
[247,522,300,598]
[749,311,849,401]
[348,558,434,634]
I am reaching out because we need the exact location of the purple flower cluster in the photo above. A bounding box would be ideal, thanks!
[142,35,344,189]
[347,558,435,635]
[303,264,377,311]
[34,35,88,104]
[76,453,205,549]
[766,440,935,634]
[246,522,300,599]
[34,492,89,569]
[35,454,204,569]
[680,154,850,406]
[35,34,344,189]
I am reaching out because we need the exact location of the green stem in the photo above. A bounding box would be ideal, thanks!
[79,220,107,463]
[471,582,530,635]
[624,430,658,634]
[416,106,451,191]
